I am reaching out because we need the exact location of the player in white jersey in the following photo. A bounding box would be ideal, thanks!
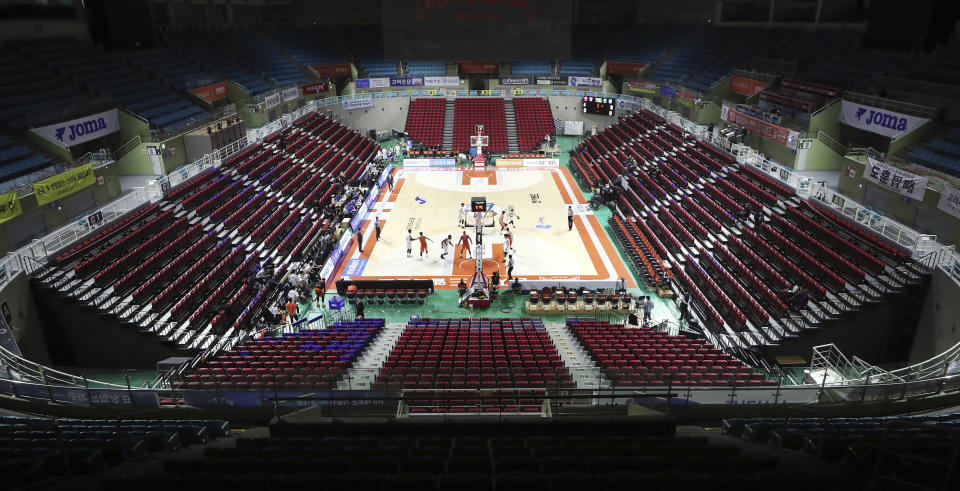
[405,230,413,257]
[458,202,466,227]
[502,233,511,260]
[440,235,453,260]
[507,205,519,226]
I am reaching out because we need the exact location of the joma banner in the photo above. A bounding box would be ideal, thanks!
[33,164,96,206]
[188,81,228,102]
[31,108,119,147]
[866,157,927,200]
[840,100,931,138]
[721,105,799,150]
[0,190,22,224]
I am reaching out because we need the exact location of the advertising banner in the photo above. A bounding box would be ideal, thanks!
[659,85,677,99]
[937,183,960,220]
[311,63,352,77]
[301,82,330,95]
[496,159,523,168]
[30,108,119,147]
[0,190,22,224]
[264,93,281,109]
[499,77,532,85]
[626,80,657,94]
[188,80,229,102]
[865,157,928,200]
[342,97,374,110]
[522,158,560,167]
[403,158,457,167]
[182,389,388,408]
[782,79,838,97]
[458,61,500,73]
[721,105,799,150]
[730,75,770,96]
[424,76,460,87]
[389,77,424,87]
[536,76,568,85]
[606,61,646,75]
[282,86,299,102]
[355,78,390,89]
[33,164,96,206]
[568,76,602,87]
[840,100,931,138]
[677,89,696,107]
[760,91,813,112]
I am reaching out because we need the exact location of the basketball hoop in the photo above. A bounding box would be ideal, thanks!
[470,127,490,167]
[465,210,495,228]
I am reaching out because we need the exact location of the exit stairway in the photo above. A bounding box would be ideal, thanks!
[441,98,455,152]
[504,98,519,154]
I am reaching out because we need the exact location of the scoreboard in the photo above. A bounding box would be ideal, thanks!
[582,96,615,116]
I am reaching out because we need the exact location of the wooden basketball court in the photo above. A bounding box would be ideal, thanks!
[331,166,635,289]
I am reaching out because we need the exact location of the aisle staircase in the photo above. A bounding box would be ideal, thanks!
[544,322,609,389]
[504,98,520,154]
[335,321,406,390]
[441,98,455,152]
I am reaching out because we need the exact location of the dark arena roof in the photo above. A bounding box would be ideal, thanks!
[1,0,960,489]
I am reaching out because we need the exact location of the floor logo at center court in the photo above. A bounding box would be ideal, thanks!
[414,196,427,204]
[535,216,551,229]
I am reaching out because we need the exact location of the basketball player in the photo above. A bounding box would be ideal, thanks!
[406,230,413,257]
[459,231,473,259]
[502,233,511,260]
[499,211,508,231]
[505,228,514,250]
[418,232,433,258]
[440,235,453,260]
[507,205,519,227]
[458,202,466,228]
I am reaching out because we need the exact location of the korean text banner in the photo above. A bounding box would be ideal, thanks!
[937,183,960,220]
[568,76,602,87]
[389,77,424,87]
[0,190,22,224]
[424,76,460,87]
[865,157,927,200]
[730,75,770,96]
[30,108,119,148]
[355,78,390,89]
[840,100,930,138]
[34,164,96,206]
[188,81,228,102]
[301,82,330,95]
[383,0,571,60]
[721,105,799,150]
[282,87,299,102]
[342,98,374,110]
[264,93,281,109]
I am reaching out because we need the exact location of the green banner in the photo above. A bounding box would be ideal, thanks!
[33,164,95,206]
[0,189,22,224]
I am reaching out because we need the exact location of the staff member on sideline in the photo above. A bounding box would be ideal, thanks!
[568,206,574,231]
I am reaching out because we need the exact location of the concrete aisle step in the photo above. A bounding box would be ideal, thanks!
[336,321,407,390]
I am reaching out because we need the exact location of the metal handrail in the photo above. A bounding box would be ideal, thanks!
[843,91,938,119]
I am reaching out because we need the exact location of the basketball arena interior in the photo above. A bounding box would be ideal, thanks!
[2,0,960,489]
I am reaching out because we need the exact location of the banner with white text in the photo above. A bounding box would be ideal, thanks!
[30,108,119,148]
[840,100,930,138]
